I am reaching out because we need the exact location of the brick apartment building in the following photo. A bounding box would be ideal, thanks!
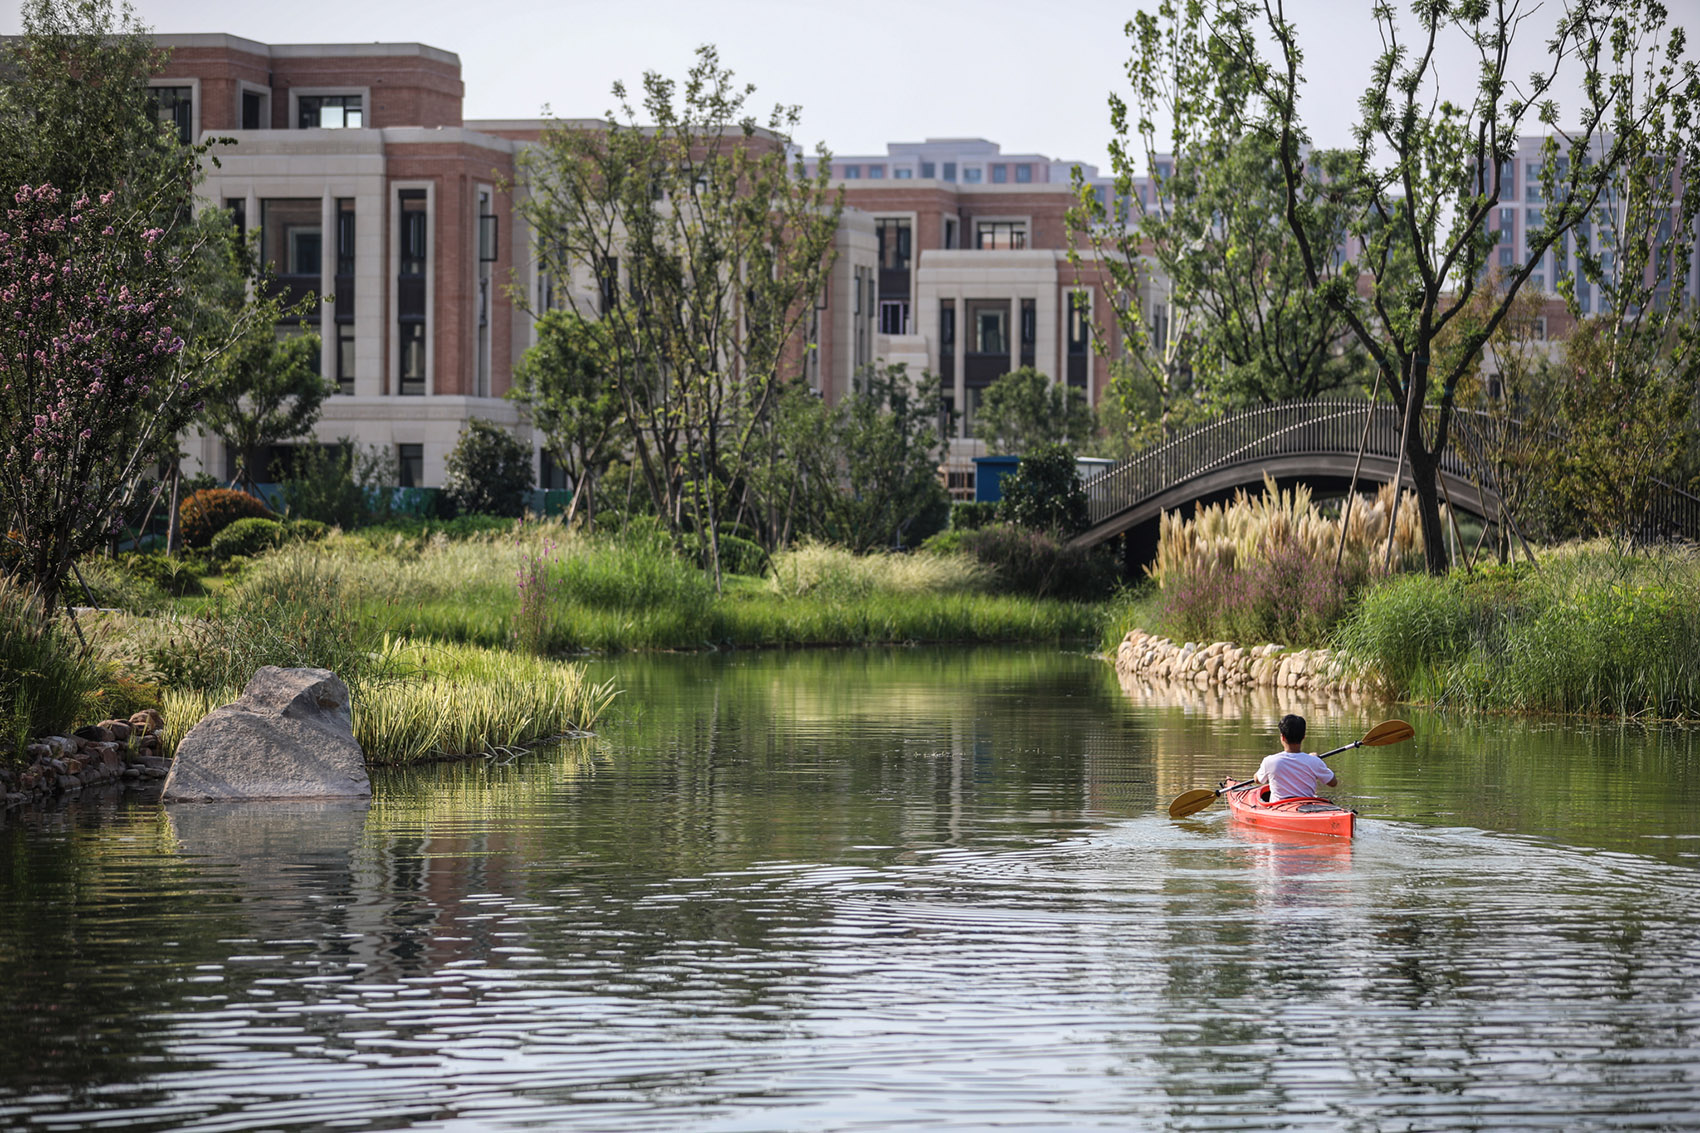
[150,34,882,492]
[802,139,1170,479]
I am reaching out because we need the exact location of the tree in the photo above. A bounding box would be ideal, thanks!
[973,366,1095,455]
[997,444,1089,537]
[1074,127,1368,419]
[0,1,272,605]
[510,309,623,527]
[0,185,188,615]
[197,319,328,492]
[443,419,532,518]
[1116,0,1698,572]
[517,45,842,591]
[829,364,951,550]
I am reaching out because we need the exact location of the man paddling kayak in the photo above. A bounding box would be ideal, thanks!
[1255,714,1337,801]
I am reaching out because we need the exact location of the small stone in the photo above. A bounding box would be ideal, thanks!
[73,724,113,744]
[24,743,48,762]
[129,709,165,736]
[120,766,141,779]
[57,774,78,791]
[100,720,132,742]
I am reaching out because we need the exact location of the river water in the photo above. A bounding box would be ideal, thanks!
[1,647,1697,1131]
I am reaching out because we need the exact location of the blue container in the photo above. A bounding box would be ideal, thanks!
[972,455,1022,503]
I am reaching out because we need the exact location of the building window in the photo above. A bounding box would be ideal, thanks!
[242,89,266,130]
[867,165,885,178]
[894,167,913,180]
[942,162,956,182]
[973,307,1007,354]
[1499,246,1514,268]
[399,323,426,395]
[1153,161,1172,180]
[962,167,982,184]
[398,443,423,488]
[920,161,935,179]
[335,199,356,276]
[880,300,909,335]
[1068,292,1090,354]
[991,165,1007,184]
[224,197,246,242]
[299,94,363,129]
[398,189,428,396]
[876,218,911,272]
[1498,160,1514,196]
[1525,162,1541,202]
[259,198,322,311]
[337,324,355,395]
[150,86,192,144]
[842,165,860,179]
[943,218,957,250]
[976,221,1027,250]
[540,449,570,491]
[1014,164,1032,183]
[940,301,955,352]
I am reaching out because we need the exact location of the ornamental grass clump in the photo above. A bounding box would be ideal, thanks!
[767,541,993,601]
[1148,475,1430,647]
[0,576,103,752]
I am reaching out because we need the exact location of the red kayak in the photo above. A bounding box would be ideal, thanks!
[1222,779,1355,838]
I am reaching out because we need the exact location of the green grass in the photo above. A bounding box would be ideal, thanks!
[162,640,618,767]
[1332,543,1700,719]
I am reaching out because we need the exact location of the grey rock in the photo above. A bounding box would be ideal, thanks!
[163,667,369,802]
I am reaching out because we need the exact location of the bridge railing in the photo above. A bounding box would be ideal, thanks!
[1083,400,1471,526]
[1083,398,1700,543]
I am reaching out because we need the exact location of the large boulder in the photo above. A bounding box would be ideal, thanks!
[163,667,370,801]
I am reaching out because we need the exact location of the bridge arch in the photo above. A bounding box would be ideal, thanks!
[1069,399,1499,554]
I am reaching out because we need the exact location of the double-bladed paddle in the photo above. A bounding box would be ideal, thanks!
[1166,719,1415,819]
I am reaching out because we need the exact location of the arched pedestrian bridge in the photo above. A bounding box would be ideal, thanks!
[1070,399,1499,557]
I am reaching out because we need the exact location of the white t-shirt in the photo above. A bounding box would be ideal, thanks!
[1254,750,1336,801]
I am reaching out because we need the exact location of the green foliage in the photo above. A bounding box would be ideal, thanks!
[1095,0,1700,572]
[996,444,1088,537]
[1333,547,1700,718]
[208,517,285,561]
[0,578,103,750]
[198,319,328,491]
[932,523,1115,600]
[510,310,622,525]
[177,488,276,548]
[443,419,532,518]
[767,542,992,601]
[285,518,329,543]
[279,442,374,529]
[950,502,998,531]
[517,45,842,583]
[974,367,1095,456]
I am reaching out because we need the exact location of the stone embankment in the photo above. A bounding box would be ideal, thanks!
[3,709,171,806]
[1114,628,1367,696]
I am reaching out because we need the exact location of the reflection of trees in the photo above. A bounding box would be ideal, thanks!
[0,796,250,1099]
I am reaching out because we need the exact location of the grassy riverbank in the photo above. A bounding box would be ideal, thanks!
[1333,544,1700,719]
[223,526,1102,653]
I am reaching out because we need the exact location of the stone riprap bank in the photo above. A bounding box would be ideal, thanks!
[1114,629,1365,695]
[5,710,170,805]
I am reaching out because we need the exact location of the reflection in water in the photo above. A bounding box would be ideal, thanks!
[0,648,1693,1131]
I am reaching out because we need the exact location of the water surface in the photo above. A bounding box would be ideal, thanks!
[0,647,1695,1130]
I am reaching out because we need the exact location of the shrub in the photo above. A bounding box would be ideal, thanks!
[443,419,532,518]
[942,523,1114,600]
[209,517,286,561]
[286,518,330,543]
[1162,534,1361,649]
[178,488,276,548]
[950,501,999,531]
[997,444,1088,536]
[106,551,208,598]
[279,443,370,529]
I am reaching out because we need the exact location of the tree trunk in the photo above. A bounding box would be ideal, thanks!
[1404,443,1449,575]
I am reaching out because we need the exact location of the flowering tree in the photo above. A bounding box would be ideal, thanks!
[0,184,191,614]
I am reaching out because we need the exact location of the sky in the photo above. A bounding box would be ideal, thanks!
[3,0,1679,172]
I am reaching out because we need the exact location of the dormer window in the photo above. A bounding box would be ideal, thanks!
[298,94,364,129]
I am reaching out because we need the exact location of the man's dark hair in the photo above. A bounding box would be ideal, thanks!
[1278,714,1306,744]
